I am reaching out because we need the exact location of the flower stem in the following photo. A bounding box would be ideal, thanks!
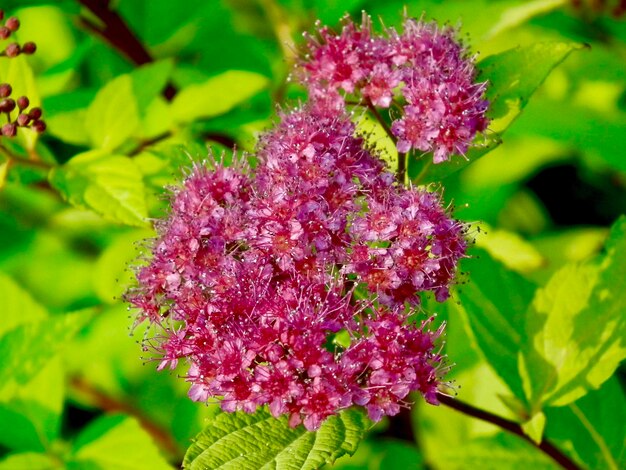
[435,392,582,470]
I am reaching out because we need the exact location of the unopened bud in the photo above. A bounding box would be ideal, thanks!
[17,96,29,110]
[0,83,11,98]
[31,119,46,133]
[22,42,37,55]
[29,107,42,120]
[0,27,9,40]
[5,17,19,32]
[0,98,16,113]
[17,113,30,126]
[2,123,17,137]
[5,43,20,58]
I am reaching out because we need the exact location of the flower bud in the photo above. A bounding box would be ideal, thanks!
[5,43,20,58]
[0,83,11,98]
[0,27,9,40]
[16,113,30,126]
[16,96,29,110]
[0,98,16,113]
[1,123,17,137]
[22,42,37,55]
[29,107,42,120]
[31,119,46,133]
[5,17,19,32]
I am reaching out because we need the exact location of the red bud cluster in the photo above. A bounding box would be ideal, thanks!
[0,9,37,58]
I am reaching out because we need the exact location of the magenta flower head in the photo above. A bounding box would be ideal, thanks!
[128,102,467,430]
[297,13,490,163]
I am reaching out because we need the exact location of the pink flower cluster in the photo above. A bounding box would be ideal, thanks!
[128,104,466,430]
[298,14,489,163]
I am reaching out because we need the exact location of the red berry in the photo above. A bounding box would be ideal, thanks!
[17,113,30,127]
[0,83,11,98]
[5,17,19,32]
[17,96,29,110]
[0,98,16,113]
[22,42,37,55]
[31,120,46,133]
[2,123,17,137]
[29,107,42,120]
[0,11,4,22]
[0,27,9,40]
[5,43,20,58]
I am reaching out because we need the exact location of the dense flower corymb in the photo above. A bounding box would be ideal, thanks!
[297,13,489,163]
[128,103,467,430]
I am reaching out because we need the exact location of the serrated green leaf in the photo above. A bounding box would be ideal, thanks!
[409,42,583,183]
[0,311,90,400]
[520,216,626,409]
[85,74,140,151]
[69,415,172,470]
[49,150,149,227]
[0,273,48,337]
[172,70,269,123]
[455,250,536,407]
[183,408,369,470]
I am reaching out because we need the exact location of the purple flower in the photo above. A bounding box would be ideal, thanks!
[296,14,490,163]
[128,102,465,430]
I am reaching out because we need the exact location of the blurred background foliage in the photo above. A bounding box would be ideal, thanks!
[0,0,624,469]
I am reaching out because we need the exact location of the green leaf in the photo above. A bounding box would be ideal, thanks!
[172,70,269,123]
[521,411,546,444]
[485,0,568,39]
[481,42,586,133]
[85,74,140,151]
[49,150,149,227]
[93,229,154,304]
[409,42,584,183]
[474,224,545,273]
[455,250,536,406]
[520,216,626,409]
[183,408,369,470]
[130,60,174,117]
[0,273,47,337]
[0,452,62,470]
[45,108,90,146]
[69,415,172,470]
[353,112,397,175]
[0,359,64,452]
[0,311,90,400]
[438,432,558,469]
[545,377,625,470]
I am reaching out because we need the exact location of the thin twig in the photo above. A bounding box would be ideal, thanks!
[436,392,582,470]
[77,0,177,100]
[77,0,239,150]
[70,375,182,458]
